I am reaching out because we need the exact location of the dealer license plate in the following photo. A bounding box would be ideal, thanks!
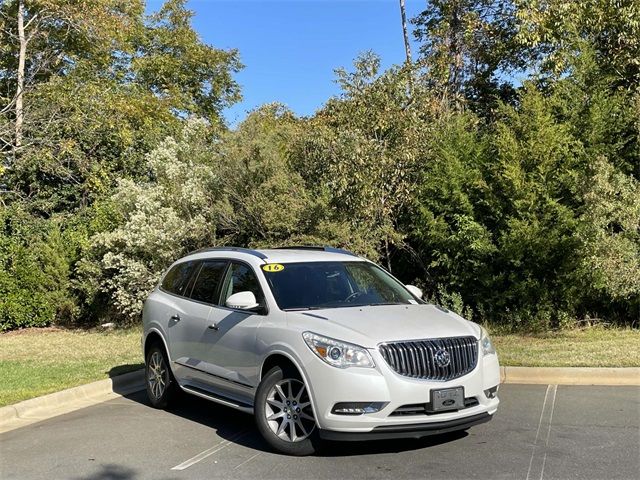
[430,387,465,412]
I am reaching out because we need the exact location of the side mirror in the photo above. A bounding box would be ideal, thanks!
[405,285,423,300]
[225,291,260,310]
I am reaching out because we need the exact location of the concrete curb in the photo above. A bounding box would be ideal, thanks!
[501,366,640,386]
[1,366,638,435]
[0,369,144,434]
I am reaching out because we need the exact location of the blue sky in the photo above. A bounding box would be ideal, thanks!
[147,0,424,125]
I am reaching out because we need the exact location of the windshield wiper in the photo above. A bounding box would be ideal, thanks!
[363,302,404,307]
[285,302,404,311]
[283,306,326,311]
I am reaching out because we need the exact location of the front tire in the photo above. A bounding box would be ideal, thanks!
[145,343,179,409]
[255,366,319,456]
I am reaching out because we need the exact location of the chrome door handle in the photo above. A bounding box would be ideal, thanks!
[208,323,219,330]
[170,314,181,322]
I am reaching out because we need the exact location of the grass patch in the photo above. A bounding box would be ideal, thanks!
[0,327,143,407]
[492,327,640,367]
[0,325,638,408]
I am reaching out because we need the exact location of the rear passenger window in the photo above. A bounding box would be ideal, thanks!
[189,261,228,304]
[161,261,195,296]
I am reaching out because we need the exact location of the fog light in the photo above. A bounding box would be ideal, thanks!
[331,402,388,415]
[484,386,498,399]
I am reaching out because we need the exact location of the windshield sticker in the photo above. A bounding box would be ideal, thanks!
[262,263,284,272]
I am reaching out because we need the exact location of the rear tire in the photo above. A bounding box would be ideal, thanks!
[145,343,179,409]
[255,366,319,456]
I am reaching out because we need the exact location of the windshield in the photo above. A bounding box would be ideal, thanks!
[262,261,418,311]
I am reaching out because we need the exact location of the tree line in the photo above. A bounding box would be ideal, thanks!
[0,0,638,331]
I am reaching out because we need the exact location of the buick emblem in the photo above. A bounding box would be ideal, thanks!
[434,349,451,368]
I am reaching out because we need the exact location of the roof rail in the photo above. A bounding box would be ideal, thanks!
[189,246,268,260]
[274,245,358,257]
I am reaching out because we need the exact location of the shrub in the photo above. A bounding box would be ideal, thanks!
[0,207,75,331]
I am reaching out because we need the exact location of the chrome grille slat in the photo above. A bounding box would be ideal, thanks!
[397,343,407,375]
[462,338,470,370]
[426,342,437,380]
[379,336,478,381]
[417,342,427,377]
[390,344,400,374]
[406,343,416,377]
[454,338,462,377]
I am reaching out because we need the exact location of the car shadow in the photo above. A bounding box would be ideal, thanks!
[121,389,469,457]
[108,364,144,378]
[71,464,137,480]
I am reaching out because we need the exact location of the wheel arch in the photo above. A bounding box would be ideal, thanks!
[144,328,171,362]
[258,349,323,422]
[260,352,302,381]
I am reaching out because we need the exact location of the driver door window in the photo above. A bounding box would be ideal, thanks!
[220,262,265,310]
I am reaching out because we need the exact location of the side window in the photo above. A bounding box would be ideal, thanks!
[220,263,265,307]
[189,261,228,304]
[161,261,195,296]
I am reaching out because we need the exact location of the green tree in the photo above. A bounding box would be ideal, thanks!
[1,0,241,214]
[515,0,640,89]
[133,0,242,123]
[214,104,327,248]
[412,0,522,111]
[292,54,438,268]
[0,0,144,154]
[579,157,640,307]
[0,205,76,330]
[83,107,365,323]
[410,112,497,312]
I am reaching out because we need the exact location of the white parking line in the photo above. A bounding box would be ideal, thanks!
[539,385,558,480]
[526,385,558,480]
[170,430,249,471]
[234,451,262,470]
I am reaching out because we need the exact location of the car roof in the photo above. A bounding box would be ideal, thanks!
[257,248,363,263]
[180,246,366,265]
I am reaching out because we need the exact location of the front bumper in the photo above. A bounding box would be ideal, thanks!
[301,343,500,434]
[319,412,492,441]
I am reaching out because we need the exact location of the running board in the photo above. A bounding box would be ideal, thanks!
[181,385,254,414]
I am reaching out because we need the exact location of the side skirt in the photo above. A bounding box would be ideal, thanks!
[181,384,254,415]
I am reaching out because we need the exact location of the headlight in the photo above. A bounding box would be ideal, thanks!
[303,332,375,368]
[480,327,496,356]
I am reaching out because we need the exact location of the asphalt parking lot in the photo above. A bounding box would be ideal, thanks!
[1,384,638,480]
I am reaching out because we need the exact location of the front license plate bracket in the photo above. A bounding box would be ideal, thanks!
[429,387,465,412]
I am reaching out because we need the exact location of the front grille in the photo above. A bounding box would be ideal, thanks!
[379,336,478,381]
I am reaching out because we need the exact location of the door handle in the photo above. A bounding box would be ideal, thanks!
[208,323,219,330]
[170,314,181,322]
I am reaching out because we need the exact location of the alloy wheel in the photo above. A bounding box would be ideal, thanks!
[264,378,315,442]
[147,350,167,400]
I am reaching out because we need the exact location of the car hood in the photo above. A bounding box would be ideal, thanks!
[288,304,480,348]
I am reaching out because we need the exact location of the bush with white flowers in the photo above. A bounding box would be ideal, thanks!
[91,120,223,320]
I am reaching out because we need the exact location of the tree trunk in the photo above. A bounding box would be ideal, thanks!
[385,237,392,273]
[448,2,463,95]
[399,0,412,65]
[15,0,26,151]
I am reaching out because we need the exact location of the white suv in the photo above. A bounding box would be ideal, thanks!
[142,246,500,455]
